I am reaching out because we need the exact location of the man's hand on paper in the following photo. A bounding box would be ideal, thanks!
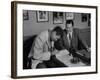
[51,49,70,56]
[51,49,59,56]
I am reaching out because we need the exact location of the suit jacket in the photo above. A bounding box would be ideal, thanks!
[54,28,88,52]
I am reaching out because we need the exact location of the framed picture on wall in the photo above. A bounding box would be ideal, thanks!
[11,1,97,79]
[65,12,74,20]
[53,12,63,24]
[23,10,29,20]
[81,13,88,22]
[36,11,49,22]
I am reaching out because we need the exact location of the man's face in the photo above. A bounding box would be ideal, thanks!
[51,31,60,41]
[66,23,73,33]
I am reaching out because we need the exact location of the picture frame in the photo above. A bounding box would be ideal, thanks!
[23,10,29,20]
[11,1,98,78]
[36,11,49,22]
[53,12,63,24]
[81,13,88,22]
[65,12,74,20]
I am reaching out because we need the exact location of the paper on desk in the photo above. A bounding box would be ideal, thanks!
[56,49,69,58]
[55,50,86,67]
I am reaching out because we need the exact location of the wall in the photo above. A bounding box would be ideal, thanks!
[23,11,89,37]
[74,13,89,29]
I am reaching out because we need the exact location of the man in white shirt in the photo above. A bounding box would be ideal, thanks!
[28,26,66,68]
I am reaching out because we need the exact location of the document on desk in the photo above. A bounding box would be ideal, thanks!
[56,50,86,67]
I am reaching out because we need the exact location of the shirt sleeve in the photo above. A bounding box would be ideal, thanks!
[33,36,51,61]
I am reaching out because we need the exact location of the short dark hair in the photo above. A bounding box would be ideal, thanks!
[66,20,74,27]
[52,26,63,37]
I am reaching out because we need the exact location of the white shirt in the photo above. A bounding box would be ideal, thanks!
[28,30,54,68]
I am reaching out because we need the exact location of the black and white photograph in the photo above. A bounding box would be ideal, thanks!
[65,12,74,20]
[37,11,48,22]
[23,10,29,20]
[53,12,63,24]
[81,13,88,22]
[11,1,97,78]
[23,11,91,69]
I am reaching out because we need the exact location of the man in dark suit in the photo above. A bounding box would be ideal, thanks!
[54,20,90,62]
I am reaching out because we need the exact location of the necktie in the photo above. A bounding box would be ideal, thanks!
[68,33,71,47]
[69,33,71,41]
